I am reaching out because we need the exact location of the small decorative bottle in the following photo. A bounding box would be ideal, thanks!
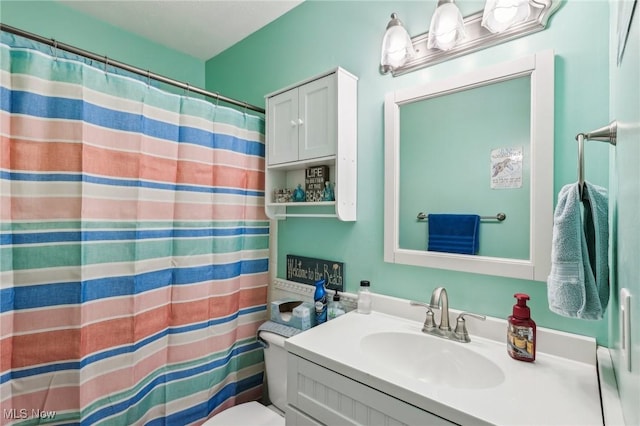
[322,181,335,201]
[507,293,536,362]
[328,291,346,320]
[357,280,372,314]
[292,184,305,202]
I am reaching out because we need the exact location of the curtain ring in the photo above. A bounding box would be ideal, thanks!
[243,101,248,118]
[104,56,109,73]
[185,83,190,96]
[215,92,220,107]
[147,70,151,87]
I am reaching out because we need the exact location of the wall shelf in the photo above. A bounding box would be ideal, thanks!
[273,213,340,219]
[264,67,358,221]
[267,201,336,208]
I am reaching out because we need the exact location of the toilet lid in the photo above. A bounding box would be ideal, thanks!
[202,401,284,426]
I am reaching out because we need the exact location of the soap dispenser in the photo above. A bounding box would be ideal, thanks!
[507,293,536,362]
[328,291,345,320]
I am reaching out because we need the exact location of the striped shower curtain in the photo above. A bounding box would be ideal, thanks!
[0,32,269,425]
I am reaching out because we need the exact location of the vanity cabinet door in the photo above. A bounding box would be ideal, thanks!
[267,87,299,165]
[287,354,454,426]
[285,406,323,426]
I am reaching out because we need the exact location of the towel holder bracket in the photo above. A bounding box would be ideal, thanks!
[575,121,617,146]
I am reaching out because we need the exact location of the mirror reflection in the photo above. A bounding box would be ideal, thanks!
[398,76,531,260]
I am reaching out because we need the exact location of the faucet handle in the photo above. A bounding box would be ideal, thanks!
[410,301,436,331]
[453,312,486,343]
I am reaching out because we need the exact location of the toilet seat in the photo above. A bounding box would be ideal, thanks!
[202,401,284,426]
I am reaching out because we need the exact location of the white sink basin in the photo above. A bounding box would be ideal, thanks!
[360,331,505,389]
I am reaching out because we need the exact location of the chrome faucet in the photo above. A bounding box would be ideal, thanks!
[410,286,486,343]
[429,287,451,332]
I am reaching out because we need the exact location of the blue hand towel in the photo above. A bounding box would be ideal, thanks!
[427,214,480,255]
[547,182,609,320]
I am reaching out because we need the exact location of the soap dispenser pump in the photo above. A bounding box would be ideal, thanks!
[507,293,536,362]
[328,291,345,320]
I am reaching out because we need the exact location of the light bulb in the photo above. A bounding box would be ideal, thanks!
[493,6,519,23]
[482,0,531,33]
[380,13,415,72]
[427,2,466,51]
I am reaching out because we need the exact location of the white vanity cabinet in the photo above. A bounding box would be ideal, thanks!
[264,68,357,221]
[282,287,603,426]
[286,354,454,426]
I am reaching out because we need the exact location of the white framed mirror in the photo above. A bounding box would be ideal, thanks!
[384,50,554,281]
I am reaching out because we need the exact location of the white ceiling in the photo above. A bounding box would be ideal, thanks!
[58,0,303,60]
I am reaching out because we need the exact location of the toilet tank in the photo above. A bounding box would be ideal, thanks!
[259,331,288,413]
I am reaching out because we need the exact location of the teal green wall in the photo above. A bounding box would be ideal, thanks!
[609,1,639,423]
[206,0,611,342]
[0,0,205,87]
[0,0,614,342]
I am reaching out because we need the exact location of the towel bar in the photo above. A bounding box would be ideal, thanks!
[575,121,617,196]
[417,212,506,221]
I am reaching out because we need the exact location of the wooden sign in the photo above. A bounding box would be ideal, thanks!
[286,254,344,292]
[305,166,330,202]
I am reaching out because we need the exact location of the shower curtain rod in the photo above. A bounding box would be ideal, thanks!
[0,23,266,114]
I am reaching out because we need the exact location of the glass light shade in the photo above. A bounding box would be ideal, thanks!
[380,14,415,72]
[427,1,467,51]
[481,0,531,33]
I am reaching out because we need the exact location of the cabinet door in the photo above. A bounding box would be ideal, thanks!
[287,354,454,426]
[298,74,336,161]
[268,88,299,165]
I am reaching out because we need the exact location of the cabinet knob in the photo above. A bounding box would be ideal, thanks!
[290,120,297,127]
[298,118,304,126]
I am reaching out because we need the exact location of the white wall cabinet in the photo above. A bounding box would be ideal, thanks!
[268,73,337,165]
[286,354,454,426]
[265,68,357,221]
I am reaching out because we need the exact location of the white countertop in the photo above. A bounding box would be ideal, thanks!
[285,294,602,426]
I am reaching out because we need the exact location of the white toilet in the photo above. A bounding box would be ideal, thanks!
[203,331,288,426]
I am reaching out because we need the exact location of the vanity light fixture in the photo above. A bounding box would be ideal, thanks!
[481,0,531,33]
[380,0,560,77]
[427,0,467,51]
[380,13,415,74]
